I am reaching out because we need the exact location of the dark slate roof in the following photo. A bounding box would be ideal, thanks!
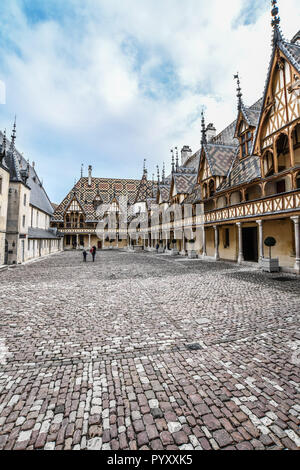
[210,120,238,147]
[0,131,54,215]
[204,143,237,177]
[182,150,201,170]
[241,101,262,128]
[28,227,62,240]
[173,173,197,195]
[183,183,202,204]
[218,155,261,191]
[280,40,300,74]
[26,165,54,215]
[158,184,171,203]
[134,172,157,203]
[52,177,141,222]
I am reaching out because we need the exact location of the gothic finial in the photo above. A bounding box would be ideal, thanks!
[271,0,282,43]
[162,162,166,184]
[156,165,160,185]
[201,111,207,145]
[152,173,155,198]
[81,164,84,178]
[143,158,148,178]
[171,149,175,173]
[234,73,243,110]
[175,147,179,172]
[10,116,17,150]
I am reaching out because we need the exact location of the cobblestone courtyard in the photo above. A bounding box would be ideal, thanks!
[0,250,299,450]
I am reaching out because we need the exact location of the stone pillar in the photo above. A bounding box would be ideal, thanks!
[202,226,207,258]
[76,234,79,250]
[88,234,91,249]
[213,225,220,261]
[291,216,300,273]
[236,222,244,264]
[256,220,264,262]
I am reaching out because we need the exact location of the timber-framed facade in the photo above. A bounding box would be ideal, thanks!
[51,2,300,273]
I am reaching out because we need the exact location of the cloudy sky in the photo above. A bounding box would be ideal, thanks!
[0,0,299,203]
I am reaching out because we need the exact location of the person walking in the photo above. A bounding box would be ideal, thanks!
[83,249,87,262]
[91,245,97,262]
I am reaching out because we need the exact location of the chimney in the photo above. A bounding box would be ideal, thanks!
[206,123,217,142]
[181,146,192,166]
[88,165,92,187]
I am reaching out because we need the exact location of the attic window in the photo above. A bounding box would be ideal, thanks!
[239,121,252,159]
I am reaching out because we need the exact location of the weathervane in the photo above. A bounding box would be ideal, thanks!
[234,72,243,110]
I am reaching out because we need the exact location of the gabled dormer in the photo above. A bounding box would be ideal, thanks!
[236,118,254,160]
[64,194,86,228]
[253,4,300,168]
[233,74,256,160]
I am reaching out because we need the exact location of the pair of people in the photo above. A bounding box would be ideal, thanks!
[83,246,97,262]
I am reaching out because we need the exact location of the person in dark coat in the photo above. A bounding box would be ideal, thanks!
[156,243,159,253]
[91,246,97,262]
[83,250,87,262]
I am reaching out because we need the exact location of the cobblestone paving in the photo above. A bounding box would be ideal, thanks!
[0,250,299,450]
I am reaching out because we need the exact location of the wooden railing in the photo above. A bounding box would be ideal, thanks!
[204,189,300,224]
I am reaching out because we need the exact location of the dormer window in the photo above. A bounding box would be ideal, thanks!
[238,122,252,159]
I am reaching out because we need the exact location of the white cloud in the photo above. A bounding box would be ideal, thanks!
[0,0,299,202]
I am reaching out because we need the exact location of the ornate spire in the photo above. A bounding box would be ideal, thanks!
[271,0,282,44]
[156,165,160,185]
[162,162,166,184]
[81,164,84,178]
[152,173,155,198]
[143,158,148,179]
[171,149,175,173]
[10,116,16,151]
[234,73,243,111]
[201,111,207,146]
[175,147,179,172]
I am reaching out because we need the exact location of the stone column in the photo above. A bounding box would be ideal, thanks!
[76,234,79,250]
[236,222,244,264]
[88,234,91,249]
[213,225,220,261]
[202,226,207,258]
[256,220,264,262]
[291,216,300,273]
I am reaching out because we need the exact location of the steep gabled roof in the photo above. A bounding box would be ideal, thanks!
[0,131,54,215]
[218,155,261,192]
[252,33,300,154]
[157,184,171,203]
[52,177,141,222]
[172,173,197,195]
[134,172,157,204]
[183,183,202,204]
[203,143,237,177]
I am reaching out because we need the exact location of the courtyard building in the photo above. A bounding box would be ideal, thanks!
[133,7,300,274]
[0,124,63,266]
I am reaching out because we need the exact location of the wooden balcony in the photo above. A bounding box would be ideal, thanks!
[204,189,300,224]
